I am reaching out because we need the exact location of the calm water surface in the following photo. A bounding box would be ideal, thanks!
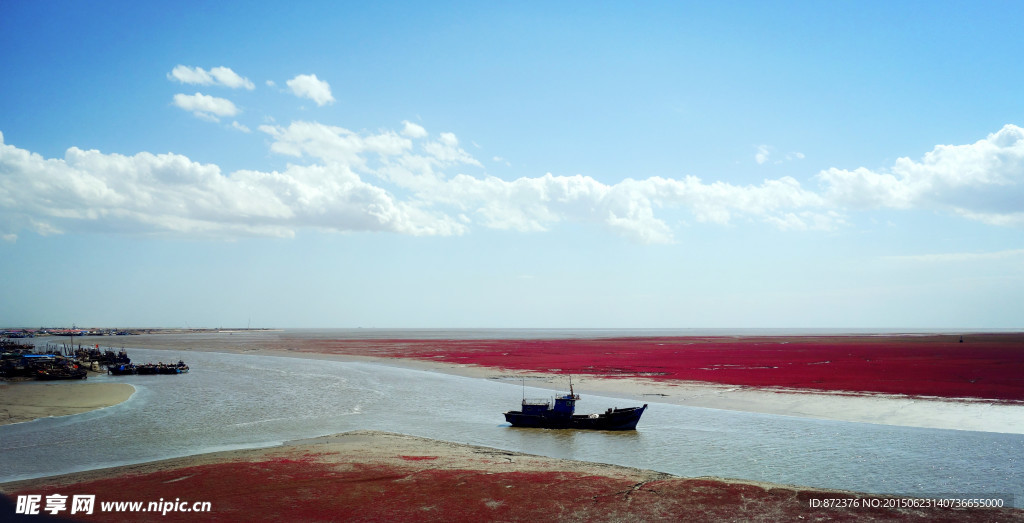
[1,343,1021,507]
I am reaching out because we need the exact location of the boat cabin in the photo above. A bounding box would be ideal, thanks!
[520,399,551,415]
[519,392,579,416]
[553,392,578,415]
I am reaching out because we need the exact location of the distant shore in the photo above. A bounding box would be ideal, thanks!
[3,430,1018,521]
[76,330,1024,434]
[0,382,135,425]
[1,327,282,338]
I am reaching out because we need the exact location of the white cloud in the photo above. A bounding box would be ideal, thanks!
[755,145,772,165]
[260,121,484,193]
[231,121,251,133]
[259,121,411,167]
[173,93,239,121]
[756,144,805,165]
[1,123,1020,244]
[818,124,1024,226]
[0,122,839,244]
[286,74,334,106]
[410,170,833,243]
[0,131,461,239]
[422,132,481,167]
[401,120,428,138]
[167,65,255,90]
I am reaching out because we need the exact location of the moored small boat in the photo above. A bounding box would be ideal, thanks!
[107,363,137,375]
[504,379,647,430]
[35,367,88,380]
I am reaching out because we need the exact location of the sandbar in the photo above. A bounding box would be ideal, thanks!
[0,382,136,426]
[3,430,1018,521]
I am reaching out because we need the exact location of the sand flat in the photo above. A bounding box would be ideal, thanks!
[0,382,136,425]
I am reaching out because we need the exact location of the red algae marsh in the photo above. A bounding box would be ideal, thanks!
[6,432,1019,522]
[291,333,1024,401]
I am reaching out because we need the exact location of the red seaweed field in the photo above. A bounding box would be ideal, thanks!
[8,457,1015,522]
[293,333,1024,401]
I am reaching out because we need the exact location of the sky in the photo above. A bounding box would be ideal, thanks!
[1,1,1022,329]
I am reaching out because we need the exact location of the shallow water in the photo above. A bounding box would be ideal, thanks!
[1,347,1020,507]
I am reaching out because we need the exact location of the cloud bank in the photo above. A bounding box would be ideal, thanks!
[172,93,239,121]
[1,123,1021,243]
[817,125,1024,226]
[168,65,255,90]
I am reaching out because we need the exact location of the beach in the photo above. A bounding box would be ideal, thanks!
[3,330,1022,521]
[0,382,135,426]
[4,430,1019,522]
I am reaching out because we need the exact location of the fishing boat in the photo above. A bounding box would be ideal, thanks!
[504,379,647,430]
[158,361,189,374]
[107,363,136,375]
[35,366,88,380]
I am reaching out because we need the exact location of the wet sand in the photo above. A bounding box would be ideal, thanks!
[3,431,1018,522]
[0,382,135,426]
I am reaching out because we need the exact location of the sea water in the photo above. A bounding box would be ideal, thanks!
[1,345,1020,507]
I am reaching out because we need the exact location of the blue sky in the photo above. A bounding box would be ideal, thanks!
[1,1,1022,329]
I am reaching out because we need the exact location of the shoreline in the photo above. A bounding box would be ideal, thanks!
[73,331,1024,434]
[3,430,1018,521]
[0,382,136,426]
[9,331,1023,433]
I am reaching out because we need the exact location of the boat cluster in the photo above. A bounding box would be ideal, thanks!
[1,328,142,338]
[1,342,88,380]
[73,346,131,367]
[1,339,190,380]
